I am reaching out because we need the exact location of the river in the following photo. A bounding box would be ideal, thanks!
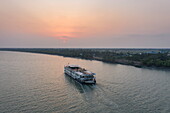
[0,51,170,113]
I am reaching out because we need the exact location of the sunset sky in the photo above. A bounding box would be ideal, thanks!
[0,0,170,48]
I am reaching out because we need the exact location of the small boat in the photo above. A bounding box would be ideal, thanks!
[64,65,96,84]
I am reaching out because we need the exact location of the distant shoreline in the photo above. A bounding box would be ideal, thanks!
[0,48,170,69]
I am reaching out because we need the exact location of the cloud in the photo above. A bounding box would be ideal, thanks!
[54,36,77,43]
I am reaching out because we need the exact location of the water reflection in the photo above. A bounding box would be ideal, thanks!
[64,74,96,94]
[1,51,170,113]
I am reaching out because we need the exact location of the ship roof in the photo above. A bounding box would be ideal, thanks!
[68,65,80,68]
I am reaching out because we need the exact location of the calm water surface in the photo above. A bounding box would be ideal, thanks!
[0,51,170,113]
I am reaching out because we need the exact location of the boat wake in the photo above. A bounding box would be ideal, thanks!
[64,74,119,112]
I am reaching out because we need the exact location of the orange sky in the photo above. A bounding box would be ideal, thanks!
[0,0,170,48]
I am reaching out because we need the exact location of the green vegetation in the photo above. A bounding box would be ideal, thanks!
[0,48,170,68]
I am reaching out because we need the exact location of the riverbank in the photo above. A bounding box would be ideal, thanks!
[0,48,170,68]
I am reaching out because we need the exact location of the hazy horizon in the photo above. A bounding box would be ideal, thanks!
[0,0,170,48]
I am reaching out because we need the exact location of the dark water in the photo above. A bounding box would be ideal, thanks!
[0,51,170,113]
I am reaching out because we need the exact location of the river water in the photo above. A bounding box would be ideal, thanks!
[0,51,170,113]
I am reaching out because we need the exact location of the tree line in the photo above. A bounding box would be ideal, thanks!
[0,48,170,67]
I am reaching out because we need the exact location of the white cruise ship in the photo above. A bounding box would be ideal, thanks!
[64,65,96,84]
